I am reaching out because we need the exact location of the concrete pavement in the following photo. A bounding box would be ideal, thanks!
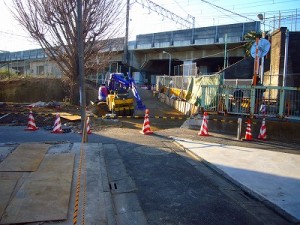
[173,137,300,223]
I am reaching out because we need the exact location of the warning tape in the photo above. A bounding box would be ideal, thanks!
[0,112,185,120]
[188,117,258,125]
[0,112,63,117]
[109,115,185,120]
[0,112,274,125]
[73,143,87,225]
[81,146,87,225]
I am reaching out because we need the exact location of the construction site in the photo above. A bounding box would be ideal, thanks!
[0,74,300,224]
[0,26,300,224]
[0,0,300,224]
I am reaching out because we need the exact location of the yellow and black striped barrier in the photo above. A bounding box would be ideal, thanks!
[1,111,264,124]
[188,117,258,125]
[0,111,187,121]
[110,115,185,120]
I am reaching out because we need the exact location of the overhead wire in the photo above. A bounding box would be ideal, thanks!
[173,0,298,22]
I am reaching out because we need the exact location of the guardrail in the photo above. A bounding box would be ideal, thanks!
[201,85,300,119]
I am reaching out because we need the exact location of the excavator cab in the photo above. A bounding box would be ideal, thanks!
[105,73,146,116]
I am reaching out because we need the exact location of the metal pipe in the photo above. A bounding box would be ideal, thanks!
[260,32,265,84]
[237,118,242,140]
[283,29,289,87]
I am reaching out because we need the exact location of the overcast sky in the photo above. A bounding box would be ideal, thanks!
[0,0,299,52]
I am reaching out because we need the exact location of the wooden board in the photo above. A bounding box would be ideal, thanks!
[0,143,50,172]
[53,112,81,121]
[0,153,75,224]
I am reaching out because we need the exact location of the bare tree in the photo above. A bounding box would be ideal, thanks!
[11,0,124,104]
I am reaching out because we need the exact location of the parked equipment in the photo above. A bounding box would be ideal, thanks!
[106,73,146,116]
[92,73,146,116]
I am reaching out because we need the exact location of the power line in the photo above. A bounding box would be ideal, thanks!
[199,0,256,22]
[133,0,195,28]
[172,0,189,16]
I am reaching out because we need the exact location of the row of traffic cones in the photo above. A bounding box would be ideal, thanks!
[197,112,267,140]
[139,109,268,140]
[25,110,92,134]
[244,118,266,141]
[25,108,267,140]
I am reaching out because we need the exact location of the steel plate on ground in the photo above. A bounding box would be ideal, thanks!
[0,179,18,219]
[0,143,50,172]
[0,153,75,224]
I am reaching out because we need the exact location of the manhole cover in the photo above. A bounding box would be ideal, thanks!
[133,146,172,155]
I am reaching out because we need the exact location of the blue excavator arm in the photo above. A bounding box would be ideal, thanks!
[108,73,146,111]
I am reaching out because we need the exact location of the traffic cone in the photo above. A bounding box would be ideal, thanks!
[258,118,267,140]
[86,116,92,134]
[244,119,252,141]
[198,112,209,136]
[140,109,153,135]
[25,110,39,131]
[51,112,63,133]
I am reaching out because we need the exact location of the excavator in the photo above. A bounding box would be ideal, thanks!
[92,72,146,116]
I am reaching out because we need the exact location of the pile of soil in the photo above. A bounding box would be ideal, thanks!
[0,77,67,103]
[0,77,97,103]
[0,102,81,127]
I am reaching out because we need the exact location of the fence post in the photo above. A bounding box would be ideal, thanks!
[279,88,285,117]
[250,87,256,115]
[224,88,229,113]
[237,118,242,140]
[201,86,206,111]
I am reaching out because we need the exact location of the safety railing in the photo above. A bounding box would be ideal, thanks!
[156,75,191,91]
[201,85,300,119]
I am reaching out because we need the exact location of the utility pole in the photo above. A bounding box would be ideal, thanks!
[163,51,171,77]
[123,0,130,67]
[77,0,87,142]
[223,34,227,70]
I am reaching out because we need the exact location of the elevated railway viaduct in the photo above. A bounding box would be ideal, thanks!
[0,22,260,81]
[112,21,259,78]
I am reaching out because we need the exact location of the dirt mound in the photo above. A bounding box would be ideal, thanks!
[0,77,97,103]
[0,77,67,103]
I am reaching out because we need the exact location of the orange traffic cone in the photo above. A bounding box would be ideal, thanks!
[51,112,63,133]
[258,118,267,140]
[25,110,39,131]
[86,116,92,134]
[198,112,209,136]
[140,109,153,135]
[244,119,252,141]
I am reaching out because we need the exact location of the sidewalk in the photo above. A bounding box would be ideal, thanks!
[173,137,300,223]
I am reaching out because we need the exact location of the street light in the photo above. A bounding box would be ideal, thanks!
[163,50,171,77]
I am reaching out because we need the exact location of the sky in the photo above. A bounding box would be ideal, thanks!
[0,0,299,52]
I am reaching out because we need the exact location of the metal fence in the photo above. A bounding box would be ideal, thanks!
[156,75,300,119]
[174,63,197,77]
[201,85,300,119]
[156,75,190,91]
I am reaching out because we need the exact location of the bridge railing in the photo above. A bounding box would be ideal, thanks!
[201,85,300,119]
